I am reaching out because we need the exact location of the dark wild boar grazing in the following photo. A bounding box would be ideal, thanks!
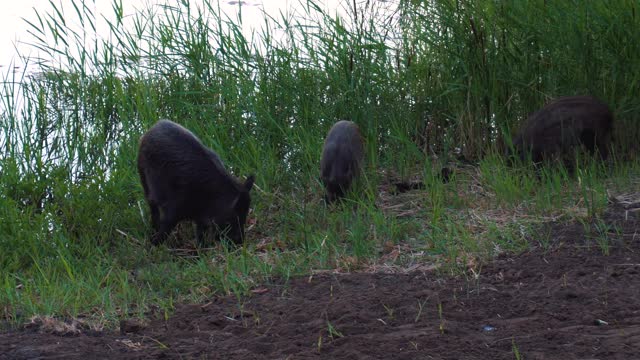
[137,119,255,246]
[320,120,364,203]
[507,95,613,169]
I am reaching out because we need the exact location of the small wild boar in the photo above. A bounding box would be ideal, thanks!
[320,120,364,203]
[507,95,613,167]
[137,119,255,246]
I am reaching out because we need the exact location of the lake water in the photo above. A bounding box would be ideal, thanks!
[0,0,347,73]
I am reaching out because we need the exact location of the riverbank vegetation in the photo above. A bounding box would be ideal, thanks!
[1,0,639,327]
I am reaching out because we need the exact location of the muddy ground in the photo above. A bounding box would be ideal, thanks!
[1,204,639,360]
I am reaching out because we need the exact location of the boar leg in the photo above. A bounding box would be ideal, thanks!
[195,220,211,247]
[149,202,160,230]
[324,183,345,204]
[580,129,597,155]
[595,134,610,161]
[151,204,177,246]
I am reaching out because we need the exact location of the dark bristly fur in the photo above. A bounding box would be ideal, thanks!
[507,96,613,169]
[137,119,255,246]
[320,120,364,203]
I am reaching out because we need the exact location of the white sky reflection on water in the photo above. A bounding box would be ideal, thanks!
[0,0,346,72]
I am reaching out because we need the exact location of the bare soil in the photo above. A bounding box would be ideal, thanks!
[1,204,639,360]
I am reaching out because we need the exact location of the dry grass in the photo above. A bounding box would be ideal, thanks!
[611,192,640,212]
[24,316,103,336]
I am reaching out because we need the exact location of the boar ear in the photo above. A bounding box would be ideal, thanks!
[244,175,255,191]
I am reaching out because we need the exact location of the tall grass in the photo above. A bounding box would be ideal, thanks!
[1,0,639,327]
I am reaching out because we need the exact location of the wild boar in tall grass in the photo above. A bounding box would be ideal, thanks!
[507,96,613,169]
[320,120,364,203]
[137,119,255,246]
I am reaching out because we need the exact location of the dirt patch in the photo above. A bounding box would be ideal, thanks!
[1,205,639,360]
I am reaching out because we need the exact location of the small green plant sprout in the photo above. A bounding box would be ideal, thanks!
[512,338,523,360]
[537,224,554,252]
[326,321,344,340]
[438,302,446,334]
[382,303,395,320]
[592,217,619,256]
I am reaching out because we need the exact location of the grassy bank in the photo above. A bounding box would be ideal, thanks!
[1,0,639,328]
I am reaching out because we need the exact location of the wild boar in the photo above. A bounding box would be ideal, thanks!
[137,119,255,246]
[320,120,364,203]
[507,95,613,168]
